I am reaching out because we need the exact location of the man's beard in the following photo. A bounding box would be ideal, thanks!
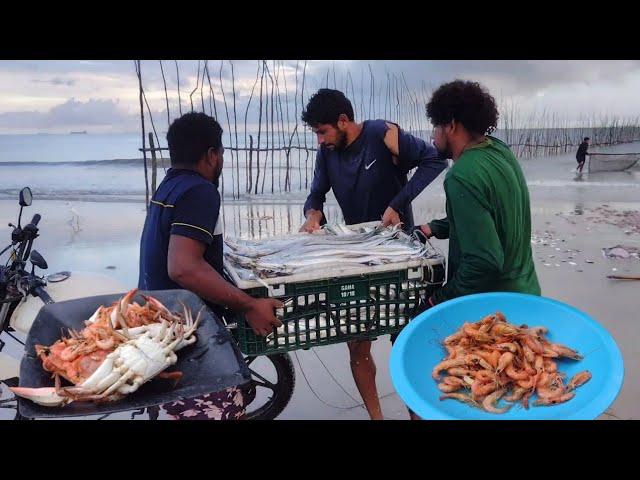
[334,131,348,151]
[434,140,452,159]
[212,163,223,184]
[214,167,223,183]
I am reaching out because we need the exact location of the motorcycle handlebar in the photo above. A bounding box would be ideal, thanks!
[29,214,41,227]
[33,285,54,305]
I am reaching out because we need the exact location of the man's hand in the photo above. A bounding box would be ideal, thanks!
[412,296,435,317]
[243,298,284,337]
[412,224,433,244]
[299,209,323,233]
[419,224,433,237]
[381,206,401,227]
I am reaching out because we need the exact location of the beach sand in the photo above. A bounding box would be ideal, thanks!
[1,161,639,420]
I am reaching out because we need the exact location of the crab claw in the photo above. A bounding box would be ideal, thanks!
[120,288,139,314]
[10,387,70,407]
[142,294,172,317]
[86,305,103,325]
[110,288,138,332]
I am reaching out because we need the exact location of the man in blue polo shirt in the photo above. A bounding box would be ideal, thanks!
[299,89,448,420]
[139,112,282,420]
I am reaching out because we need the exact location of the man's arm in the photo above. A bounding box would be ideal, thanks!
[381,122,448,226]
[430,177,504,305]
[168,235,282,336]
[415,218,449,240]
[422,217,450,239]
[167,184,282,336]
[301,149,331,232]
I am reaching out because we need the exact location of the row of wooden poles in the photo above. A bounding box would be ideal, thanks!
[135,60,640,208]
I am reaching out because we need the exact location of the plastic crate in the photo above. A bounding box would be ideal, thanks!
[228,262,445,356]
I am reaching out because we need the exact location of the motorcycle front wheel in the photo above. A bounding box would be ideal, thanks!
[242,353,295,420]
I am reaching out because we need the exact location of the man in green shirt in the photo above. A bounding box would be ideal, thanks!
[417,80,540,309]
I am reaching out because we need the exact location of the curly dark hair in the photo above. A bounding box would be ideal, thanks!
[166,112,223,166]
[301,88,354,127]
[426,80,499,135]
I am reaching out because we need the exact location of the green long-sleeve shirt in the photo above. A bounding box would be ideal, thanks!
[429,136,540,304]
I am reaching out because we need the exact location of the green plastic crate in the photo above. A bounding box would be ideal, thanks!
[227,262,445,356]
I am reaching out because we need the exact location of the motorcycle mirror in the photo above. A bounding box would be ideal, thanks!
[19,187,32,207]
[30,250,48,270]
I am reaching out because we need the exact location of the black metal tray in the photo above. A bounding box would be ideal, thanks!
[17,289,250,418]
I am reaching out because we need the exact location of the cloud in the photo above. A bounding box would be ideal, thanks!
[0,97,139,133]
[291,60,640,101]
[32,77,76,87]
[3,60,640,133]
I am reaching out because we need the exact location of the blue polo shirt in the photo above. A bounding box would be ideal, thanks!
[303,119,447,231]
[138,168,223,295]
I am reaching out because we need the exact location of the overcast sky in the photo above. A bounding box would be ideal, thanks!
[1,60,639,134]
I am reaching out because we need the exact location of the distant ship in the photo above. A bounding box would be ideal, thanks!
[70,130,88,134]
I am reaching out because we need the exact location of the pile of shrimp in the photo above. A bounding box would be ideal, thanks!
[433,311,592,414]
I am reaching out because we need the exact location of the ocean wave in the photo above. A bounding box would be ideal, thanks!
[0,188,312,204]
[526,180,640,188]
[0,158,312,170]
[0,158,148,167]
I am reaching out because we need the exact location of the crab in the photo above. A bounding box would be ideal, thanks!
[10,290,201,407]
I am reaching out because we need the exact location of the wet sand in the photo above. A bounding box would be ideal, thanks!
[1,161,639,419]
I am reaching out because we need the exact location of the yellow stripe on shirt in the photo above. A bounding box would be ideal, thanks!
[150,200,175,208]
[171,222,214,239]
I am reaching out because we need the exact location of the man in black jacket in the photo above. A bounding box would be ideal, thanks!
[576,137,590,173]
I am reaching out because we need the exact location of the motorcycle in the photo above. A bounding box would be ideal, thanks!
[0,187,295,420]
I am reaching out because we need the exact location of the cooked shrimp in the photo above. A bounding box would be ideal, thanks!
[480,313,498,325]
[473,370,496,382]
[533,391,575,406]
[438,382,462,393]
[432,358,468,379]
[496,352,514,374]
[443,376,466,387]
[482,388,511,414]
[494,342,518,353]
[549,343,583,360]
[521,335,545,354]
[521,390,533,410]
[505,364,529,381]
[543,359,558,373]
[521,326,548,338]
[447,368,472,377]
[522,357,537,375]
[490,323,520,336]
[463,323,492,343]
[439,392,481,408]
[504,386,528,402]
[478,322,493,334]
[517,376,536,389]
[464,354,494,371]
[567,370,592,391]
[522,344,536,364]
[444,330,465,345]
[541,347,559,358]
[472,380,498,399]
[432,311,588,414]
[473,350,495,367]
[490,350,502,369]
[534,355,545,374]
